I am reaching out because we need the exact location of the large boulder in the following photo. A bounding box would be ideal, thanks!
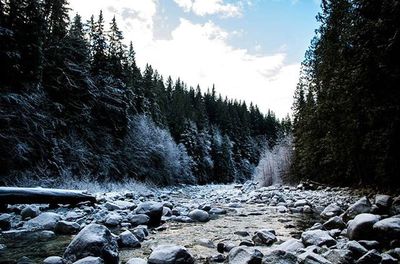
[373,217,400,241]
[23,212,61,231]
[345,197,371,220]
[262,250,297,264]
[301,230,336,247]
[374,195,392,212]
[134,202,163,227]
[228,246,263,264]
[346,240,368,259]
[63,224,118,264]
[129,214,150,226]
[148,245,194,264]
[347,214,380,240]
[321,203,344,219]
[188,209,210,222]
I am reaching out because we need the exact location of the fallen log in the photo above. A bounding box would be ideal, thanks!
[0,187,97,206]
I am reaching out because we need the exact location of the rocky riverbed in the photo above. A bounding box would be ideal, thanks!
[0,182,399,264]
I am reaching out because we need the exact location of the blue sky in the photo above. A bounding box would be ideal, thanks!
[69,0,321,117]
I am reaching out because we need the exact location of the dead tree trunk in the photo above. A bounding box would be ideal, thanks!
[0,187,96,206]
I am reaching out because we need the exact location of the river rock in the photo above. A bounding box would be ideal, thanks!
[23,212,61,231]
[43,256,64,264]
[228,246,263,264]
[322,249,353,264]
[132,227,148,242]
[21,206,40,220]
[105,212,122,226]
[134,202,163,227]
[63,224,118,264]
[209,208,227,214]
[298,252,331,264]
[252,229,277,246]
[373,217,400,241]
[347,213,380,240]
[73,256,104,264]
[374,195,392,211]
[55,221,80,235]
[345,197,371,220]
[355,249,382,264]
[262,250,297,264]
[126,258,147,264]
[381,253,398,264]
[129,214,149,226]
[301,230,336,247]
[275,239,305,252]
[323,216,346,230]
[118,230,141,248]
[188,209,210,222]
[0,213,12,230]
[391,196,400,215]
[148,245,194,264]
[321,203,344,219]
[346,240,368,259]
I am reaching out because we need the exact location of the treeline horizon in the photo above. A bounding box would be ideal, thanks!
[292,0,400,190]
[0,0,290,186]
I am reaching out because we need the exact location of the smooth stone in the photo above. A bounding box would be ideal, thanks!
[21,206,40,220]
[126,258,147,264]
[188,209,210,222]
[118,230,141,248]
[228,246,263,264]
[301,230,336,247]
[275,239,305,252]
[55,221,80,235]
[148,245,194,264]
[323,216,346,230]
[0,213,12,230]
[252,230,277,246]
[322,249,353,264]
[297,252,332,264]
[129,214,150,226]
[373,217,400,241]
[23,212,61,231]
[72,256,104,264]
[262,250,297,264]
[43,256,64,264]
[321,203,344,219]
[347,214,380,240]
[134,202,163,227]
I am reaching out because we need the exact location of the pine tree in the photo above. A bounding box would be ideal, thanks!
[108,16,125,78]
[91,10,107,75]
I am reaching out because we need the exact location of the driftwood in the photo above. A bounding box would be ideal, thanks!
[0,187,96,206]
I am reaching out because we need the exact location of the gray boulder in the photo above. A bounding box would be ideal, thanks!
[355,249,382,264]
[345,197,371,220]
[0,213,12,230]
[391,196,400,215]
[347,214,380,240]
[275,239,305,252]
[252,229,277,246]
[323,216,346,230]
[381,253,398,264]
[126,258,147,264]
[209,208,227,215]
[148,245,194,264]
[373,217,400,241]
[63,224,118,264]
[375,195,392,211]
[134,202,163,227]
[297,252,332,264]
[72,257,104,264]
[301,230,336,247]
[188,209,210,222]
[104,212,122,227]
[43,256,64,264]
[21,205,40,220]
[23,212,61,231]
[262,250,297,264]
[228,246,263,264]
[322,249,353,264]
[129,214,149,226]
[346,240,368,259]
[321,203,344,219]
[118,230,141,248]
[55,221,80,235]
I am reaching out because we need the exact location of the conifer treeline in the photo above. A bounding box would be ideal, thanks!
[292,0,400,189]
[0,0,289,185]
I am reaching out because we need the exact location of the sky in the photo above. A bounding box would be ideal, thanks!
[68,0,321,118]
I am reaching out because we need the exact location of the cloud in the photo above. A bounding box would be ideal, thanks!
[174,0,242,17]
[68,0,299,117]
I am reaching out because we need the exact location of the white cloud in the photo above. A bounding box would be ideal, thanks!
[174,0,242,17]
[68,0,299,117]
